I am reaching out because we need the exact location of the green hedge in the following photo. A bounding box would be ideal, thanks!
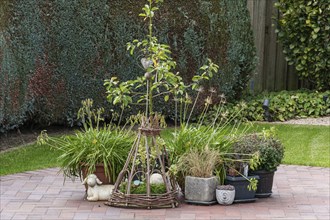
[275,0,330,90]
[207,90,330,122]
[0,0,256,132]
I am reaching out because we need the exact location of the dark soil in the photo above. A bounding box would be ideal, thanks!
[0,125,76,152]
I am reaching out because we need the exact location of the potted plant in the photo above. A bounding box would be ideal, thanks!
[38,99,135,186]
[232,128,284,198]
[103,0,220,209]
[235,129,284,198]
[175,147,220,204]
[223,153,259,203]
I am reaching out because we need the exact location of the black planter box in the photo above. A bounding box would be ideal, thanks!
[225,175,259,203]
[250,170,275,198]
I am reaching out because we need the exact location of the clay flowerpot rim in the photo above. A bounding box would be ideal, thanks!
[80,163,105,166]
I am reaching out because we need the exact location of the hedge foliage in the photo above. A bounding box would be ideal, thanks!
[275,0,330,90]
[207,90,330,122]
[0,0,256,132]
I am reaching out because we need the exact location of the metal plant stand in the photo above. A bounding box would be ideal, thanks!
[106,115,178,209]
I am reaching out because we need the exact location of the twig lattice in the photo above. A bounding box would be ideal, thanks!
[106,115,178,209]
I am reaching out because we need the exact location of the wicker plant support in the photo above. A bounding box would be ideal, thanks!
[106,115,178,209]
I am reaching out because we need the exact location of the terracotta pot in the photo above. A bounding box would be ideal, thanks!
[81,164,112,190]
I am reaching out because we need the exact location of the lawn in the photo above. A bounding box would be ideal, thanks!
[0,123,329,176]
[251,123,330,167]
[0,144,61,176]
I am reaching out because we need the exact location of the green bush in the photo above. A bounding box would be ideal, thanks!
[207,90,330,122]
[0,0,256,132]
[232,131,284,172]
[275,0,330,90]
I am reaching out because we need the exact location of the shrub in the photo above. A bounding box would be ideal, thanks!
[275,0,330,90]
[232,130,284,172]
[0,0,257,132]
[257,138,284,171]
[207,90,330,122]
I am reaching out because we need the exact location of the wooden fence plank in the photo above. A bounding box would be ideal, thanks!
[247,0,266,93]
[247,0,302,92]
[264,0,278,91]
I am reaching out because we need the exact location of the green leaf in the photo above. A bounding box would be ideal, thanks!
[113,96,121,105]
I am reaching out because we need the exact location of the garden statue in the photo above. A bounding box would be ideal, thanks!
[83,174,114,201]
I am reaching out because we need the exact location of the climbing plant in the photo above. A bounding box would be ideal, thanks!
[275,0,330,90]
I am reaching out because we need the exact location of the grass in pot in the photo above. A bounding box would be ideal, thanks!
[38,99,135,187]
[175,147,220,204]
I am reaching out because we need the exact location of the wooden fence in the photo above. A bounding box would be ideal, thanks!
[247,0,305,93]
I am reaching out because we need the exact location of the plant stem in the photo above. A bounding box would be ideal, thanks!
[149,0,152,41]
[118,106,124,126]
[186,90,200,126]
[149,81,153,115]
[146,79,150,119]
[174,95,178,131]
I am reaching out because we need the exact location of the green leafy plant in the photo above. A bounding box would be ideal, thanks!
[37,99,135,182]
[119,182,167,195]
[163,88,258,190]
[274,0,330,90]
[232,128,284,172]
[104,0,221,128]
[207,90,330,122]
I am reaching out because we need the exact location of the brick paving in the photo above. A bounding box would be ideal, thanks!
[0,165,329,220]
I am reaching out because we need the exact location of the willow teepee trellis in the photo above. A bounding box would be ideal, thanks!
[106,114,178,209]
[104,0,183,209]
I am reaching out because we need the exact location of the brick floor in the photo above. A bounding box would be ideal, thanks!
[0,165,329,220]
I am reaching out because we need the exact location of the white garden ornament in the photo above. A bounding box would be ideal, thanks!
[82,174,114,201]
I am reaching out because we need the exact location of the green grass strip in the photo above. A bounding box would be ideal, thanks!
[251,123,330,167]
[0,144,61,176]
[0,123,329,176]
